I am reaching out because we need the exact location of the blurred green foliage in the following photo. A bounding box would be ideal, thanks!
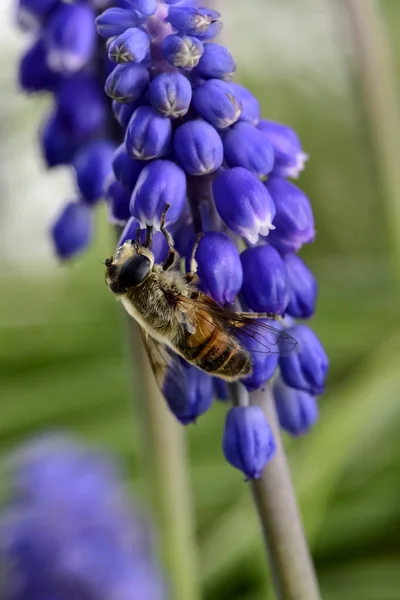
[1,1,400,599]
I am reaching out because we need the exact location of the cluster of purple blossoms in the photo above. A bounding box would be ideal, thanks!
[16,0,328,480]
[0,433,168,600]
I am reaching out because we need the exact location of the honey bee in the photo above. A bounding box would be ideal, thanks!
[105,204,297,390]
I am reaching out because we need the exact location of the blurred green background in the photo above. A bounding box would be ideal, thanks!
[1,1,400,598]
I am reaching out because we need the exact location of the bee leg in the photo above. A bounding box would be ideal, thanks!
[159,204,177,270]
[185,232,203,282]
[145,225,153,250]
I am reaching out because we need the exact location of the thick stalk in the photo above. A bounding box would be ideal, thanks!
[233,384,321,600]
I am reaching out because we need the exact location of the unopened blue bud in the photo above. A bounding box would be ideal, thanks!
[230,83,260,125]
[105,63,149,103]
[194,42,236,79]
[126,0,157,16]
[167,6,220,36]
[73,140,116,205]
[279,325,328,395]
[161,34,204,69]
[192,232,242,304]
[236,318,281,391]
[51,201,93,260]
[108,28,150,64]
[112,98,144,129]
[223,406,276,479]
[105,178,131,224]
[119,217,169,263]
[19,39,59,93]
[96,7,139,38]
[241,245,289,314]
[274,377,318,436]
[174,119,223,175]
[213,378,229,401]
[284,253,317,319]
[149,72,192,118]
[223,122,274,179]
[193,79,241,129]
[130,160,186,228]
[213,167,276,244]
[57,75,107,140]
[40,110,80,168]
[112,144,144,191]
[258,120,308,178]
[265,178,315,254]
[125,106,172,160]
[196,19,222,40]
[163,361,214,424]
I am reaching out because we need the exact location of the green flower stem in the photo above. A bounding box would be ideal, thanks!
[234,384,321,600]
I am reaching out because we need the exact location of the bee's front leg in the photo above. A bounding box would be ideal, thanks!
[185,233,203,283]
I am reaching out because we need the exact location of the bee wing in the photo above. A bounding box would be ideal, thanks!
[176,293,298,356]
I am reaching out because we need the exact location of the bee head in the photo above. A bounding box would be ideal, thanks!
[105,240,154,295]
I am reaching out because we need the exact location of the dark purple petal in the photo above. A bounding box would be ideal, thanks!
[274,377,318,436]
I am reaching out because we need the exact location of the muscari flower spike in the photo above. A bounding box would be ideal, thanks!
[0,433,168,600]
[16,0,327,475]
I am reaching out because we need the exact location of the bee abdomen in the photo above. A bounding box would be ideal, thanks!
[210,347,252,381]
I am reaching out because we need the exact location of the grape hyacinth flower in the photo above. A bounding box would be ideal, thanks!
[0,433,168,600]
[15,0,328,479]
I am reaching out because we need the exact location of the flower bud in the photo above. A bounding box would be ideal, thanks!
[230,83,260,125]
[51,201,93,260]
[265,178,315,254]
[239,319,280,392]
[19,39,59,93]
[108,27,150,64]
[112,144,144,192]
[130,160,186,228]
[56,75,107,140]
[284,253,317,319]
[161,34,204,69]
[174,119,223,175]
[258,120,308,178]
[196,20,222,41]
[105,63,149,104]
[223,122,274,179]
[194,42,236,79]
[274,377,318,436]
[193,79,241,129]
[44,3,96,74]
[128,0,157,16]
[240,245,289,314]
[163,361,214,424]
[149,72,192,118]
[213,167,276,244]
[223,406,276,479]
[279,325,328,395]
[118,217,169,263]
[40,110,80,168]
[112,99,144,129]
[96,7,139,38]
[191,232,242,304]
[105,178,131,225]
[125,106,172,160]
[167,6,220,36]
[73,140,116,205]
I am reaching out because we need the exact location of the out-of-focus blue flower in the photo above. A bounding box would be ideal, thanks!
[105,63,150,103]
[112,143,144,191]
[223,122,274,179]
[149,72,192,118]
[96,7,140,38]
[73,141,116,205]
[40,110,80,168]
[0,433,168,600]
[19,39,59,93]
[51,201,93,260]
[163,361,214,424]
[265,177,315,254]
[284,253,317,319]
[130,160,186,228]
[274,377,318,436]
[44,3,96,75]
[194,42,235,79]
[193,79,241,129]
[125,106,172,160]
[174,120,223,175]
[240,245,289,315]
[213,167,276,244]
[108,27,150,64]
[161,34,204,69]
[279,324,328,395]
[167,6,220,36]
[192,232,242,305]
[230,83,260,125]
[106,178,132,225]
[56,75,107,140]
[258,119,308,178]
[223,406,276,479]
[17,0,59,30]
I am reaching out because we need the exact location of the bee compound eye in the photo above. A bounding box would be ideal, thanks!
[118,254,151,289]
